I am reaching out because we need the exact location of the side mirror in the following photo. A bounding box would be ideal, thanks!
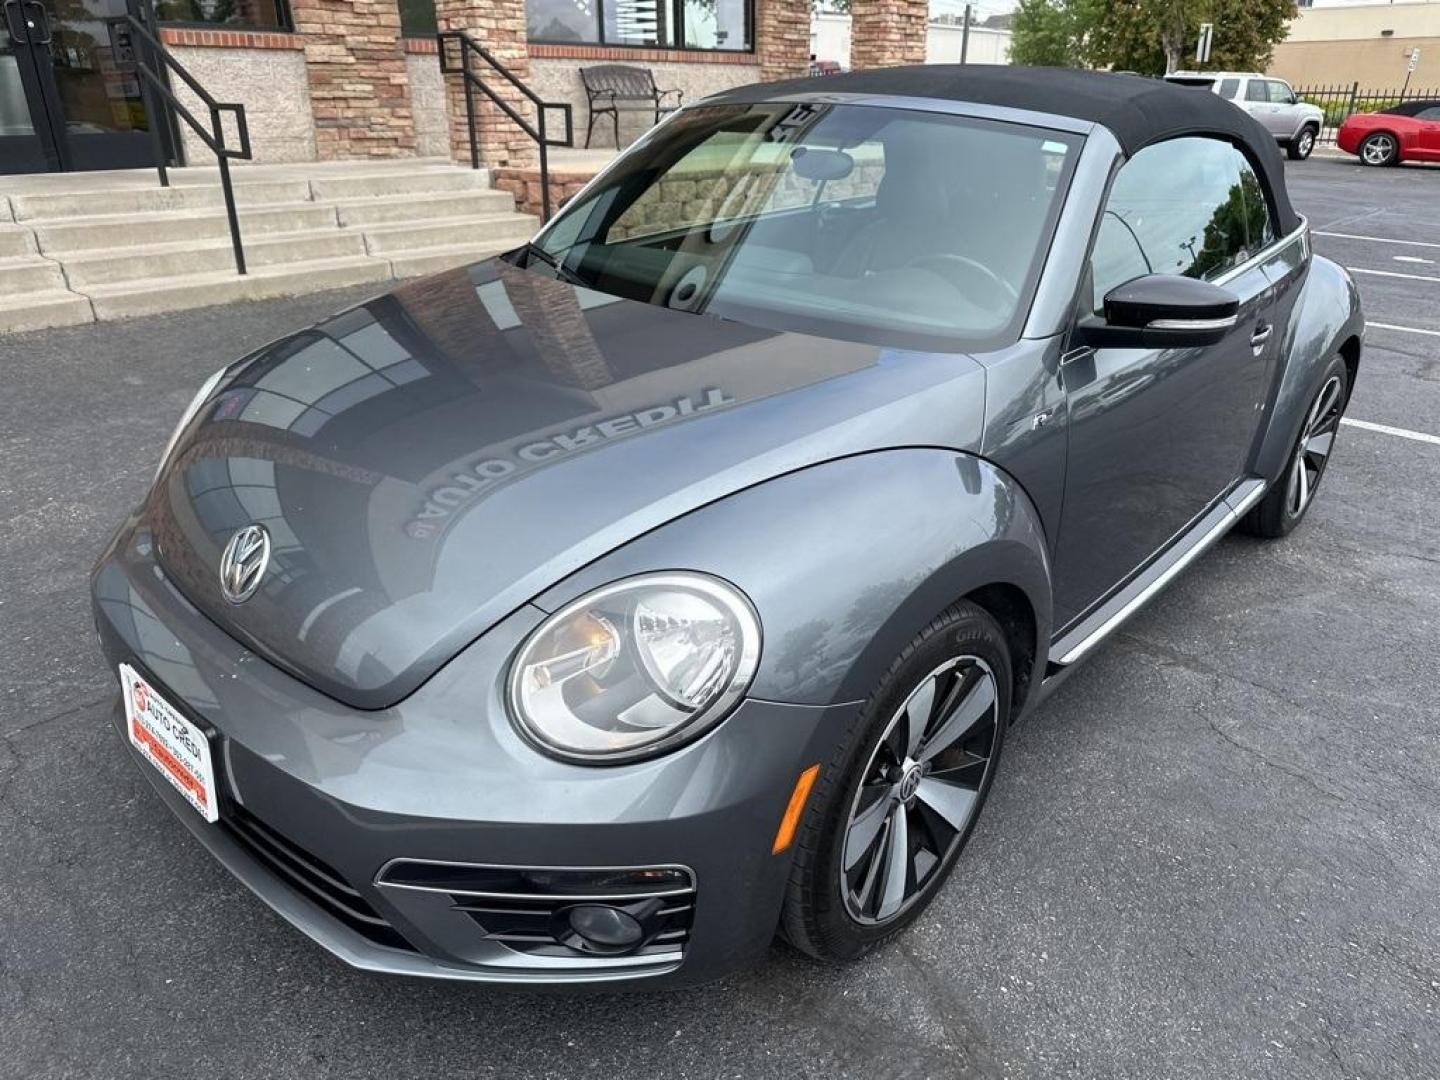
[1073,274,1240,349]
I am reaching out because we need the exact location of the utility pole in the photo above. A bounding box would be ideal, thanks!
[960,2,971,64]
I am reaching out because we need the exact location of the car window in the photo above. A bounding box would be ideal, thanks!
[1234,153,1275,251]
[1244,80,1268,103]
[1267,81,1295,105]
[1089,137,1276,312]
[1217,78,1240,100]
[1417,107,1440,121]
[536,103,1082,352]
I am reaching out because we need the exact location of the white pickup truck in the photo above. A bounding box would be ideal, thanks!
[1166,72,1325,160]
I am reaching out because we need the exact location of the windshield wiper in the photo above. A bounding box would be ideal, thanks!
[524,242,588,287]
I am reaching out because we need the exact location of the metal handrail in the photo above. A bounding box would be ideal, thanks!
[126,0,254,274]
[437,31,574,222]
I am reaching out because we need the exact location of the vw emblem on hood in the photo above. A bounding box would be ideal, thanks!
[219,524,271,604]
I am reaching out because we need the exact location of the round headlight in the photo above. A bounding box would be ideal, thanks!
[508,573,761,763]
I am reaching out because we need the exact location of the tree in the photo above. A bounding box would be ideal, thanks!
[1010,0,1098,68]
[1016,0,1295,75]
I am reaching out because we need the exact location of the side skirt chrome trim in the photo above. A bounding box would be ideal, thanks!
[1049,477,1267,668]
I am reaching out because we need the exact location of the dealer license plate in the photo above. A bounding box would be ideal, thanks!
[119,663,219,823]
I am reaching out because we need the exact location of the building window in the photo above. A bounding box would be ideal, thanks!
[530,0,603,42]
[399,0,438,37]
[529,0,753,50]
[155,0,291,30]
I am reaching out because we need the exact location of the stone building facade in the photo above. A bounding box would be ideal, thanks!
[155,0,928,215]
[157,0,922,171]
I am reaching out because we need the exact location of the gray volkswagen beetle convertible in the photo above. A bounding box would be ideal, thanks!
[92,67,1362,987]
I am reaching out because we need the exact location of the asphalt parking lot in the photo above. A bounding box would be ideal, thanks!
[1,156,1437,1080]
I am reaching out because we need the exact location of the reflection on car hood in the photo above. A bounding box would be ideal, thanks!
[149,259,987,708]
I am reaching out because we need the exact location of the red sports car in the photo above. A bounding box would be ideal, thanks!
[1337,99,1440,165]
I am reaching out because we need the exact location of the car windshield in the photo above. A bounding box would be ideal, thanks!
[530,103,1082,352]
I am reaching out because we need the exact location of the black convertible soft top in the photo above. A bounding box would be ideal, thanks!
[714,65,1300,235]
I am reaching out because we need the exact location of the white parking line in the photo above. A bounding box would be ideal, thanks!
[1316,231,1440,250]
[1346,266,1440,284]
[1394,255,1436,265]
[1367,321,1440,338]
[1341,418,1440,447]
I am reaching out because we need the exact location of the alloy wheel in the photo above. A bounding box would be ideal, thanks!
[841,656,1000,925]
[1287,374,1344,518]
[1297,130,1315,158]
[1362,134,1395,165]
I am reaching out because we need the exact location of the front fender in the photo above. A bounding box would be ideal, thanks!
[532,448,1053,710]
[1254,252,1363,482]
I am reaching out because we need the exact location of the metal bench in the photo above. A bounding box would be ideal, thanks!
[580,64,683,149]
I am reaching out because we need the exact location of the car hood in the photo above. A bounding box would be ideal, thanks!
[148,259,986,708]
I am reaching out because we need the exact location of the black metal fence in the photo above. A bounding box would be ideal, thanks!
[1294,83,1440,146]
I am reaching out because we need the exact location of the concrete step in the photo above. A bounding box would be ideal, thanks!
[361,214,537,254]
[333,189,516,226]
[32,203,340,253]
[62,230,369,287]
[0,289,94,334]
[0,225,36,258]
[10,179,316,222]
[0,257,66,294]
[389,243,526,279]
[84,254,392,321]
[308,169,493,201]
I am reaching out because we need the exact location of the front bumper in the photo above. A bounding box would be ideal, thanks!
[93,518,855,988]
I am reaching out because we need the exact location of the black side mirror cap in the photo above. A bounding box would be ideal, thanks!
[1073,273,1240,349]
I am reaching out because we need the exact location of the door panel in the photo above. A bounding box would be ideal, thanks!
[1268,80,1303,139]
[1052,269,1272,624]
[1051,136,1279,627]
[1415,109,1440,159]
[1243,79,1287,137]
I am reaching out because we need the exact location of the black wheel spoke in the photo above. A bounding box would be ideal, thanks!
[914,777,978,832]
[854,816,890,916]
[875,805,911,920]
[844,783,893,871]
[927,750,987,788]
[900,672,938,758]
[918,674,995,763]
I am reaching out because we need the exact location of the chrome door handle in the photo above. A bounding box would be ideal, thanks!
[1250,324,1273,350]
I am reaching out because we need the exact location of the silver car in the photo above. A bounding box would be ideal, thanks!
[91,67,1361,989]
[1167,72,1324,160]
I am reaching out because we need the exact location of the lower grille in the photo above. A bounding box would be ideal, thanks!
[377,860,695,962]
[225,804,415,953]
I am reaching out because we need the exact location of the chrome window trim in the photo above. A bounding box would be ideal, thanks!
[1212,215,1309,288]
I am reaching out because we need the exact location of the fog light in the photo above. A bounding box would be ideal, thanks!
[564,904,645,953]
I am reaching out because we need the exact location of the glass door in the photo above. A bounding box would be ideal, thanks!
[2,0,59,170]
[1,0,158,174]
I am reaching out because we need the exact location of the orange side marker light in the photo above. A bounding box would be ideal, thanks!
[772,763,821,855]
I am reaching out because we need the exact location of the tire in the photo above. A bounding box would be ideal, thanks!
[1287,126,1317,161]
[1359,132,1399,167]
[780,600,1011,962]
[1239,354,1349,539]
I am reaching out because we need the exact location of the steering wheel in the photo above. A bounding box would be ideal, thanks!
[909,254,1020,310]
